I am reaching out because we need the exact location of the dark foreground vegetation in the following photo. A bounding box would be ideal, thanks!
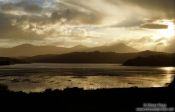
[0,78,175,111]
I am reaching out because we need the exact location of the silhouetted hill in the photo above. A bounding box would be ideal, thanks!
[0,57,27,65]
[0,49,170,64]
[25,51,123,63]
[24,51,167,64]
[137,50,165,56]
[123,53,175,66]
[0,43,137,57]
[84,43,138,53]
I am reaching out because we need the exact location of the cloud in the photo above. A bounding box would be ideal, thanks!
[50,7,102,25]
[123,0,175,18]
[56,1,103,25]
[0,1,42,13]
[104,0,174,28]
[0,12,44,42]
[141,23,168,29]
[0,0,103,25]
[110,17,145,28]
[0,0,104,46]
[106,0,175,19]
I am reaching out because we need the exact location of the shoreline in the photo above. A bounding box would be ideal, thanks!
[0,79,174,111]
[0,77,174,94]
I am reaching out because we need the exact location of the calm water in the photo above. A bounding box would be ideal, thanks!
[0,63,175,92]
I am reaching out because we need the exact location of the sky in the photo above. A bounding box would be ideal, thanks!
[0,0,174,52]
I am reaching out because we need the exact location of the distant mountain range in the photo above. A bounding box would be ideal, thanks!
[83,43,137,53]
[0,43,138,57]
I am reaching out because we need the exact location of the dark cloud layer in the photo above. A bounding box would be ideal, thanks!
[0,12,43,42]
[141,23,168,29]
[0,1,42,13]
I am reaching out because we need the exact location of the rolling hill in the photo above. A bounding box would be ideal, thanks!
[84,43,138,53]
[24,50,166,64]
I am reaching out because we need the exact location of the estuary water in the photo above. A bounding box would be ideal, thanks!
[0,63,175,92]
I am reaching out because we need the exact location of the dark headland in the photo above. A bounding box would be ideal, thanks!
[0,57,27,66]
[123,53,175,66]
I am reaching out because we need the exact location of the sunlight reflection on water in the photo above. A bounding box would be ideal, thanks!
[0,64,175,92]
[158,67,175,87]
[160,67,175,73]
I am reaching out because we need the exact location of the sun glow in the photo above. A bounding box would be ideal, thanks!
[158,21,175,38]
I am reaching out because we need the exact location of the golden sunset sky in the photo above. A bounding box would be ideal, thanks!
[0,0,174,52]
